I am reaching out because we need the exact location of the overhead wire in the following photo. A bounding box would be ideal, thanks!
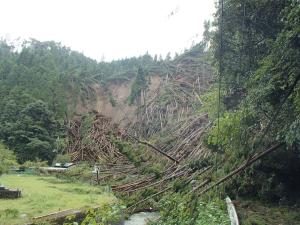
[216,0,224,151]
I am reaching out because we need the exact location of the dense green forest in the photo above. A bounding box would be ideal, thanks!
[208,0,300,202]
[0,0,299,224]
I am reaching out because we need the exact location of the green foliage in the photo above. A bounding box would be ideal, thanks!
[0,99,60,163]
[140,187,157,198]
[112,139,143,167]
[237,199,300,225]
[172,179,187,192]
[140,163,163,179]
[22,160,48,168]
[198,86,225,120]
[57,163,93,182]
[150,194,229,225]
[195,200,230,225]
[108,93,117,107]
[112,139,165,179]
[128,67,149,105]
[285,119,300,145]
[207,108,255,156]
[79,203,125,225]
[79,114,97,148]
[188,157,211,171]
[208,0,300,202]
[0,142,17,175]
[52,154,71,165]
[54,137,67,154]
[0,208,19,223]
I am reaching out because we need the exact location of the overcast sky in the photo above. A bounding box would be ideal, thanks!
[0,0,216,61]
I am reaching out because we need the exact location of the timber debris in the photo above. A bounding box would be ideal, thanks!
[65,51,215,206]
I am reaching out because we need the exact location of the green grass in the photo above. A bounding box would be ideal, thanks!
[0,174,115,225]
[236,199,300,225]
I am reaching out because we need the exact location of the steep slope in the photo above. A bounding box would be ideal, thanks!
[72,75,162,126]
[71,43,213,130]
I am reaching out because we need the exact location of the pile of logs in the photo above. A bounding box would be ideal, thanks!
[65,50,216,201]
[132,52,214,138]
[66,113,138,179]
[110,53,215,198]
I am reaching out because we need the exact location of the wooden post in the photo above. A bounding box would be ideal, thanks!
[96,165,100,185]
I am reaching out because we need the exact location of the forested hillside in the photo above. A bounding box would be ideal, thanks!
[0,39,172,162]
[0,0,299,224]
[0,36,210,164]
[207,0,300,201]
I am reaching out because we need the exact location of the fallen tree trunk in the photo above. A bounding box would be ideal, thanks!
[127,134,179,164]
[127,186,173,212]
[197,143,284,196]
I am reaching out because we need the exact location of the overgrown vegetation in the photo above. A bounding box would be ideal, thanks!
[56,163,94,183]
[78,203,125,225]
[236,199,300,225]
[206,0,300,204]
[0,142,17,175]
[128,67,149,105]
[149,194,229,225]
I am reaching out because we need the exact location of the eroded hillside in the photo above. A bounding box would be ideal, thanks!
[72,75,162,126]
[71,47,213,130]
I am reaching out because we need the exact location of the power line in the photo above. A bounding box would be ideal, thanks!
[216,0,224,150]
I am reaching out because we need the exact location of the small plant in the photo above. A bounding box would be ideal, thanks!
[141,187,157,198]
[81,203,125,225]
[1,209,19,218]
[112,139,142,167]
[188,158,211,171]
[172,179,186,192]
[108,93,117,107]
[141,163,163,179]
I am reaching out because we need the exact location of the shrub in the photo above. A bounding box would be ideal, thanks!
[150,194,230,225]
[53,154,71,165]
[0,142,18,175]
[22,160,48,168]
[58,163,93,182]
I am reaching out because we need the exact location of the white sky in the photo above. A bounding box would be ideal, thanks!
[0,0,216,61]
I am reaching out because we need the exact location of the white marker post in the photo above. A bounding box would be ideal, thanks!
[226,196,239,225]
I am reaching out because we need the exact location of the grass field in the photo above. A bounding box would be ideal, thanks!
[0,174,115,224]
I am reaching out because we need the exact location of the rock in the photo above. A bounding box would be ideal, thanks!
[20,214,27,219]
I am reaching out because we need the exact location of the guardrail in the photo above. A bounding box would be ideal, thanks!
[226,196,239,225]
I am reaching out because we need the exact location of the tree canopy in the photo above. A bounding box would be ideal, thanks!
[208,0,300,201]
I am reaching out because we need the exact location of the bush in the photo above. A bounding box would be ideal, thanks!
[57,163,93,182]
[53,154,71,165]
[0,142,18,175]
[22,160,48,168]
[108,93,117,107]
[80,203,125,225]
[150,194,230,225]
[141,163,163,179]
